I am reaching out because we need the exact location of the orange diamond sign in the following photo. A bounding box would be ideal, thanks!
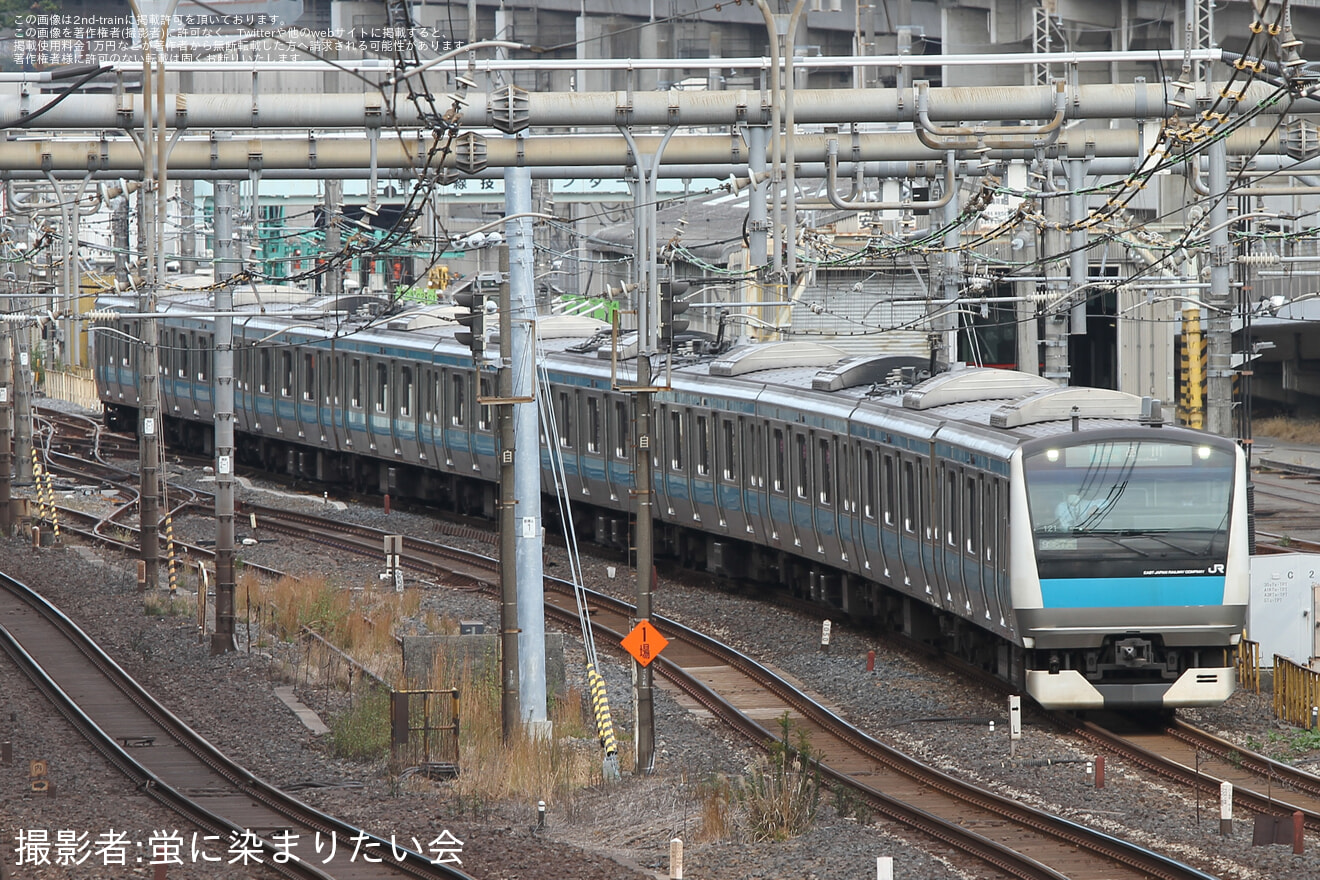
[621,620,668,667]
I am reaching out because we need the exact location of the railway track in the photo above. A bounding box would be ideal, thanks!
[1060,714,1320,831]
[0,569,475,880]
[225,506,1220,880]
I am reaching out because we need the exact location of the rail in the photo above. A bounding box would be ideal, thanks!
[1273,653,1320,727]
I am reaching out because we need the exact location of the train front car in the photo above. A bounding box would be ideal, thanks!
[1010,429,1248,710]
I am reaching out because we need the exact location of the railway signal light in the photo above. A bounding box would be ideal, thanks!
[454,289,486,356]
[659,279,691,352]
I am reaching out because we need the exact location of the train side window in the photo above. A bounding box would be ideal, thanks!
[197,340,210,382]
[177,336,189,378]
[721,420,736,482]
[426,372,439,422]
[795,434,809,499]
[400,367,414,418]
[259,349,272,393]
[696,415,710,476]
[613,400,629,459]
[966,475,979,555]
[863,450,876,518]
[375,363,389,413]
[818,438,832,505]
[349,359,362,408]
[902,459,915,533]
[985,480,998,562]
[558,391,573,448]
[279,351,292,397]
[772,428,785,493]
[303,354,315,401]
[478,376,492,429]
[944,469,958,546]
[451,374,465,426]
[670,410,684,470]
[586,397,601,453]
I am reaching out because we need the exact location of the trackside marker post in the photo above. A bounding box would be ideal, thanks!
[877,856,894,880]
[1220,782,1232,835]
[820,619,832,653]
[669,838,683,879]
[1009,695,1021,757]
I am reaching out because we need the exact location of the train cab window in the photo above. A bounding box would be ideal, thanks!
[557,392,573,448]
[375,363,389,413]
[670,410,684,470]
[772,428,785,493]
[400,367,414,418]
[586,397,601,454]
[303,354,315,401]
[281,351,293,397]
[902,460,916,533]
[177,336,189,378]
[721,420,737,482]
[794,434,809,499]
[696,415,710,476]
[478,376,493,429]
[350,358,363,409]
[259,349,272,393]
[818,438,832,505]
[451,374,465,426]
[863,450,876,519]
[613,400,629,458]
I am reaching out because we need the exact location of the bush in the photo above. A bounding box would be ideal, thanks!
[329,685,392,761]
[737,714,822,841]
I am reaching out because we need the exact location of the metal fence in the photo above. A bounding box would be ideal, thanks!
[1273,654,1320,728]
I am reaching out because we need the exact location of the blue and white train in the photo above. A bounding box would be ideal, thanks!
[93,286,1249,710]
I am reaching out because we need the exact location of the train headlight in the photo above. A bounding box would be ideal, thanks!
[1046,449,1059,462]
[1196,446,1211,460]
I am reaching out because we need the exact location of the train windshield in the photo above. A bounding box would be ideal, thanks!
[1022,439,1234,577]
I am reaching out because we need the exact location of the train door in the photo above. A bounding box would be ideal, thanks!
[276,348,296,439]
[986,476,1011,632]
[605,396,630,504]
[345,355,368,452]
[857,447,882,580]
[937,464,969,617]
[766,424,792,550]
[314,350,334,448]
[789,428,814,559]
[815,433,845,567]
[692,411,716,527]
[661,403,696,524]
[553,387,585,497]
[367,358,391,454]
[446,369,475,473]
[421,366,442,466]
[715,415,741,533]
[473,372,495,479]
[894,453,922,596]
[581,392,605,500]
[395,362,419,462]
[294,350,315,442]
[254,345,276,436]
[742,419,765,541]
[172,330,191,416]
[194,332,213,421]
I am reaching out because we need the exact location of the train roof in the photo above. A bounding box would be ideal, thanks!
[123,289,1211,449]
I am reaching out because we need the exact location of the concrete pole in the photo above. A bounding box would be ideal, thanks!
[747,125,770,269]
[211,179,238,652]
[1042,179,1070,385]
[1207,138,1233,436]
[497,234,521,742]
[10,202,31,487]
[324,178,343,297]
[111,192,130,287]
[940,156,960,364]
[0,325,11,536]
[507,161,549,734]
[178,72,196,273]
[1068,159,1089,336]
[138,53,162,592]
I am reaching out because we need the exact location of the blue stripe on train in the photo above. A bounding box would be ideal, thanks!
[1040,576,1224,608]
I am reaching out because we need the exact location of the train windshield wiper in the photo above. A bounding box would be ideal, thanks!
[1068,530,1153,557]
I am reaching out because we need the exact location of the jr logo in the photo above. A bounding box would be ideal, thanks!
[1208,564,1226,575]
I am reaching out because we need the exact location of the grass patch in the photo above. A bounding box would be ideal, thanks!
[329,684,392,760]
[143,592,195,618]
[1254,416,1320,444]
[738,714,822,842]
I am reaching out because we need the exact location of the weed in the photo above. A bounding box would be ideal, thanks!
[143,592,195,619]
[695,774,735,841]
[737,714,822,842]
[832,780,874,823]
[329,684,392,761]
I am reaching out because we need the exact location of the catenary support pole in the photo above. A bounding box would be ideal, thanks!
[0,325,11,536]
[211,178,238,652]
[497,235,521,742]
[507,160,549,735]
[1207,137,1233,436]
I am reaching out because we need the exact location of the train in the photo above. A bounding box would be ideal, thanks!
[92,284,1250,711]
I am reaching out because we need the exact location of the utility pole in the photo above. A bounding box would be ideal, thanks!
[0,324,11,536]
[178,71,196,274]
[1207,138,1233,436]
[1068,159,1089,339]
[111,187,131,287]
[1041,166,1070,386]
[11,201,31,487]
[212,178,238,652]
[324,179,343,297]
[138,50,162,593]
[507,162,549,736]
[497,238,520,741]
